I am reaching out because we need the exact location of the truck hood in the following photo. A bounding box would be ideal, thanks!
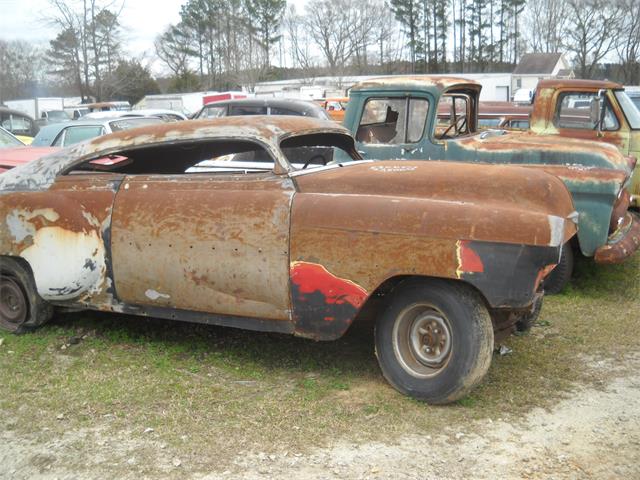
[293,160,577,248]
[458,130,633,175]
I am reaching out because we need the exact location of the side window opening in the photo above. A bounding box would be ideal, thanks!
[555,92,619,131]
[356,97,428,145]
[436,94,471,139]
[64,140,277,176]
[280,132,359,170]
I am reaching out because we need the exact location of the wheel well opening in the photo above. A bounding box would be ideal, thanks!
[349,275,493,332]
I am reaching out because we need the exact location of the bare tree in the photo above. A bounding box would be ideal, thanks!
[304,0,360,72]
[525,0,569,53]
[565,0,623,78]
[616,0,640,83]
[283,5,316,74]
[154,24,194,78]
[46,0,123,100]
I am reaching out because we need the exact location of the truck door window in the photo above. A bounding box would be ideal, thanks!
[436,95,470,138]
[356,97,428,144]
[555,92,619,131]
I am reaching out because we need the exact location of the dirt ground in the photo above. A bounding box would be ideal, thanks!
[1,353,638,480]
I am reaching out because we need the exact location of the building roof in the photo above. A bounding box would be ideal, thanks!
[513,53,563,75]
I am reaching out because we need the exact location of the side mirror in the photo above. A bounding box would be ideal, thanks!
[591,89,607,135]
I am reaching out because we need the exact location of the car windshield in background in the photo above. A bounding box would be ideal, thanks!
[47,110,71,121]
[0,128,24,148]
[108,117,165,131]
[614,91,640,130]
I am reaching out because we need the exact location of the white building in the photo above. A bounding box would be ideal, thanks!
[511,53,574,94]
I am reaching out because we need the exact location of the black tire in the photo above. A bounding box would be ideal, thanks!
[515,295,543,332]
[0,257,53,334]
[543,243,573,295]
[375,280,494,404]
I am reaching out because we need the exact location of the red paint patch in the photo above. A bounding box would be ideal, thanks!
[459,240,484,273]
[291,261,368,309]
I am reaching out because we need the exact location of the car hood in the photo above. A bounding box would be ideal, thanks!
[293,160,577,248]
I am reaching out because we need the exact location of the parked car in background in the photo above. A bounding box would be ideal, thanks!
[0,126,25,149]
[36,109,72,127]
[0,106,39,141]
[83,101,131,112]
[193,98,330,120]
[0,127,56,173]
[316,97,349,121]
[0,146,57,173]
[31,117,165,148]
[0,116,578,404]
[477,102,531,129]
[84,109,188,122]
[64,106,91,120]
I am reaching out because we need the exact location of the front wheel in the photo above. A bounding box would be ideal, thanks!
[0,258,53,334]
[375,280,494,404]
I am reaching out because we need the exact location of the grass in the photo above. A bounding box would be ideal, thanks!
[0,252,638,474]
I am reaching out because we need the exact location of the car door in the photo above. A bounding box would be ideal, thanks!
[109,144,295,322]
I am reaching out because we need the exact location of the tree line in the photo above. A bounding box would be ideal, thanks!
[0,0,639,104]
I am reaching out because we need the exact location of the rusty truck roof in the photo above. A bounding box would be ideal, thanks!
[537,79,624,90]
[350,76,480,93]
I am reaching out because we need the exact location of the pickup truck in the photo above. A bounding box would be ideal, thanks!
[530,79,640,208]
[343,76,640,293]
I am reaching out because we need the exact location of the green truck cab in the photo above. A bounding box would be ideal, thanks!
[343,76,640,291]
[530,79,640,208]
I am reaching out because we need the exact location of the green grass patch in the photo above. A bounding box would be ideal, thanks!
[0,252,637,472]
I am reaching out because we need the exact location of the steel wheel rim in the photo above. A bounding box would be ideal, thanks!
[0,277,27,326]
[392,303,453,378]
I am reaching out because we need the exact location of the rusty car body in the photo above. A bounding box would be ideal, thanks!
[343,76,640,292]
[530,79,640,208]
[0,116,578,404]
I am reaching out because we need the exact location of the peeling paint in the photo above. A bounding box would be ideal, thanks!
[6,208,60,242]
[145,289,171,301]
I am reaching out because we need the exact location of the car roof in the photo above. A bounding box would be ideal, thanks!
[1,116,351,191]
[0,106,35,120]
[202,98,327,114]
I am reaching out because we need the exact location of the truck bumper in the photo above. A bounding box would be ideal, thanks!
[594,212,640,264]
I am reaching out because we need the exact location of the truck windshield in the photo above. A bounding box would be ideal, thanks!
[614,91,640,130]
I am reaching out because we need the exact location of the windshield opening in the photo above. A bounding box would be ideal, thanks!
[280,133,360,169]
[614,91,640,130]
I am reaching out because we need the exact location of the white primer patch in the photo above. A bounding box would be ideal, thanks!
[145,289,171,301]
[547,215,566,247]
[20,226,106,301]
[6,209,60,242]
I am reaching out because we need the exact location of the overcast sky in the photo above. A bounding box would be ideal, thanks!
[0,0,308,74]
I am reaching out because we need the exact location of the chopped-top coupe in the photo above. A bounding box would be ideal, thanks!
[0,116,577,403]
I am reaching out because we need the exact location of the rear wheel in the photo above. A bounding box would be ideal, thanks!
[375,280,494,404]
[543,243,573,295]
[0,258,52,334]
